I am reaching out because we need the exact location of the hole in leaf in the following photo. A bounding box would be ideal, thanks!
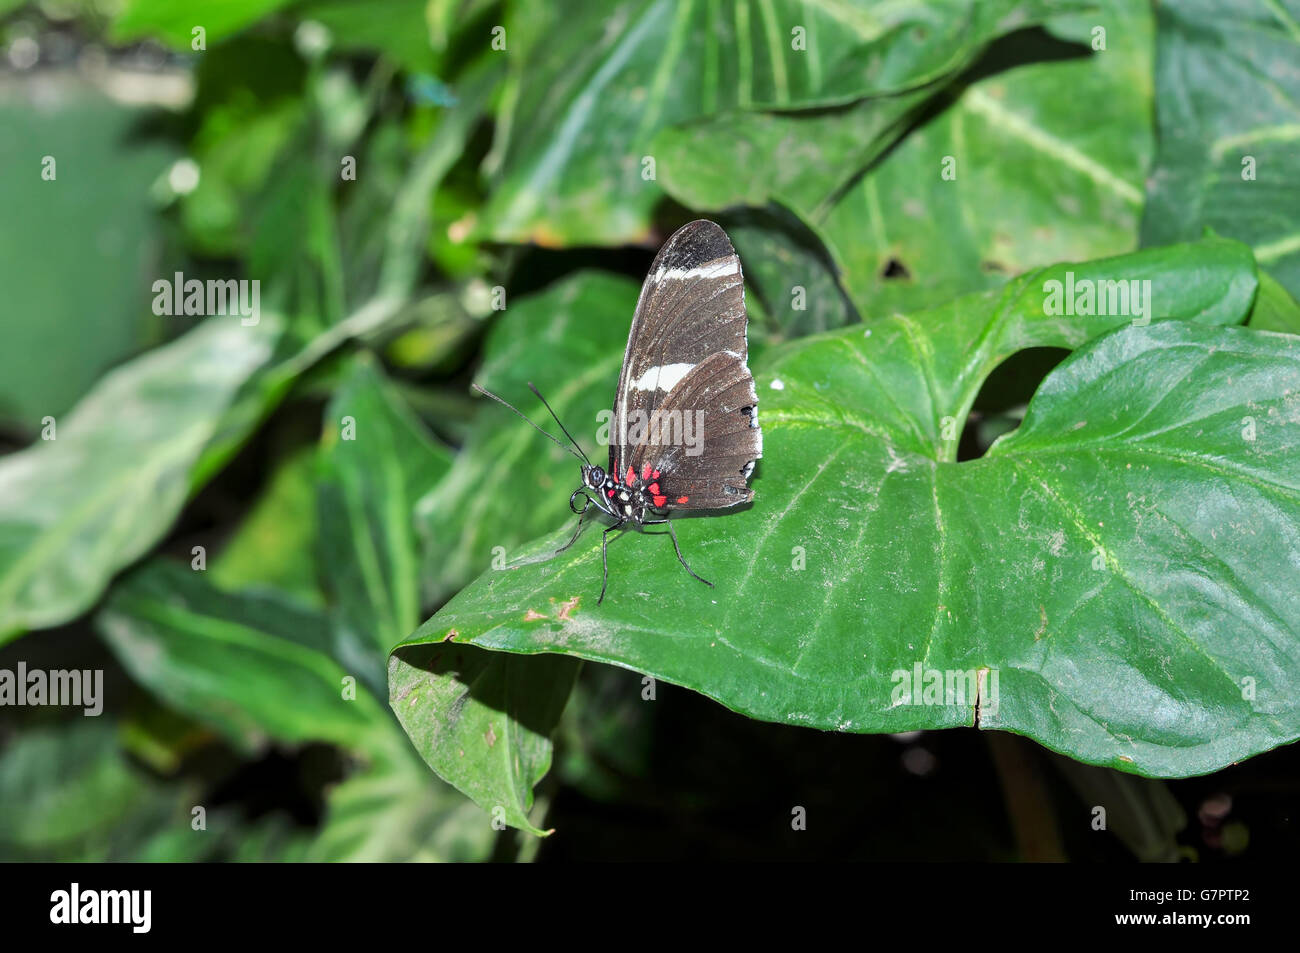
[957,347,1070,461]
[881,258,911,280]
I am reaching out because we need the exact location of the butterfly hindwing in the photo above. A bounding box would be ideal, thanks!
[630,349,761,508]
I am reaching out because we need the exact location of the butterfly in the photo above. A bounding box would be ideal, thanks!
[476,220,762,603]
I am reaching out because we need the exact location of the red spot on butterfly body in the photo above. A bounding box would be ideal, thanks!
[653,494,667,507]
[677,495,689,504]
[641,463,652,481]
[652,469,661,480]
[625,466,635,487]
[648,482,660,495]
[607,488,615,498]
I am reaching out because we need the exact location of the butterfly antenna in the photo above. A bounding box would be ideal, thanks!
[471,383,588,464]
[526,382,592,466]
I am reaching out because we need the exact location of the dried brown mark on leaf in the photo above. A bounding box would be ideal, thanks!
[557,596,580,621]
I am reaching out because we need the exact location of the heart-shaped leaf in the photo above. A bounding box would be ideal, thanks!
[393,238,1300,779]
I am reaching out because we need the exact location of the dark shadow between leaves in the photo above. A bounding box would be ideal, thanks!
[957,346,1070,460]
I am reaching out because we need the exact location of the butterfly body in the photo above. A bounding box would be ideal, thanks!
[578,461,687,524]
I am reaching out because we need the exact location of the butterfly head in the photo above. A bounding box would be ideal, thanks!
[573,464,615,516]
[581,464,606,492]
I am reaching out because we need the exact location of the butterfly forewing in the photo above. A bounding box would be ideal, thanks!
[609,220,761,510]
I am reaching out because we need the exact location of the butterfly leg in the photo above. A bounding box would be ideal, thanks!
[643,518,713,589]
[598,522,625,605]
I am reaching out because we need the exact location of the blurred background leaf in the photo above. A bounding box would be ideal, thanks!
[415,272,639,599]
[658,0,1151,316]
[0,86,177,426]
[0,317,281,639]
[112,0,298,48]
[97,560,501,859]
[211,446,324,604]
[1141,0,1300,300]
[98,560,390,754]
[318,357,453,655]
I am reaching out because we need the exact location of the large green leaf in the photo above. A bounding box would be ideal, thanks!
[419,241,1252,590]
[657,0,1152,315]
[98,561,392,755]
[1141,0,1300,299]
[394,239,1300,778]
[0,317,280,640]
[477,0,1080,246]
[318,357,453,654]
[389,643,580,836]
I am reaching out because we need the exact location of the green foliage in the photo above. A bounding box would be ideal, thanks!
[0,318,282,639]
[1141,0,1300,300]
[112,0,300,48]
[3,0,1299,859]
[390,644,580,836]
[0,94,177,424]
[100,561,390,755]
[318,358,454,654]
[399,240,1300,779]
[416,273,640,598]
[658,0,1153,316]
